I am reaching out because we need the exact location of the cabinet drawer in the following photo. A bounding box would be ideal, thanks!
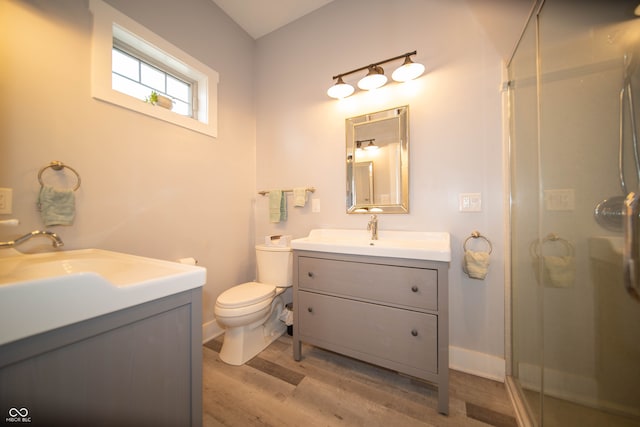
[298,256,438,311]
[298,291,438,374]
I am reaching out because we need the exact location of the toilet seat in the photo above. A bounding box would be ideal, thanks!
[216,282,276,308]
[215,298,273,319]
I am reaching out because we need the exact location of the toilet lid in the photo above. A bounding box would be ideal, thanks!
[216,282,276,308]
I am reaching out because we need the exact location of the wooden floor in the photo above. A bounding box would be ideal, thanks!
[202,335,518,427]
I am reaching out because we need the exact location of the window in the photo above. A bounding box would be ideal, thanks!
[90,0,219,137]
[112,44,194,117]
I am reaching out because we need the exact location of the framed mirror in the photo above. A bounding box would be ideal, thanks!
[346,105,409,213]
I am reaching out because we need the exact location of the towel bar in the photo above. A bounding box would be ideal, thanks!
[258,187,315,196]
[38,161,81,191]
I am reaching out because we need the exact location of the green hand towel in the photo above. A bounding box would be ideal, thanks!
[280,191,287,222]
[38,186,75,226]
[269,190,287,223]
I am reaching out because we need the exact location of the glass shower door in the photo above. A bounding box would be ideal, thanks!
[509,1,640,425]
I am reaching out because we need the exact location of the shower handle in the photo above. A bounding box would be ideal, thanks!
[623,191,640,302]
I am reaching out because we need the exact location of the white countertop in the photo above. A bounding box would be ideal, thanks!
[0,248,206,346]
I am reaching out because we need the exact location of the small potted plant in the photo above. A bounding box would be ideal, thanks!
[146,91,173,109]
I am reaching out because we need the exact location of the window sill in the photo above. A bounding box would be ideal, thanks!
[92,87,216,137]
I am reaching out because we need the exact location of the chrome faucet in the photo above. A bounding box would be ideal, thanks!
[0,230,64,249]
[367,214,378,240]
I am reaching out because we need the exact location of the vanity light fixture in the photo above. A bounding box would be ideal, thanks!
[327,50,425,99]
[358,66,387,90]
[392,55,426,82]
[364,139,379,151]
[327,76,355,99]
[356,138,378,151]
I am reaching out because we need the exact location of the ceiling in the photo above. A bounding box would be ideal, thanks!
[211,0,335,39]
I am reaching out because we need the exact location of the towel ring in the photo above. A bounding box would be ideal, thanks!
[531,233,574,258]
[463,230,493,254]
[37,161,81,191]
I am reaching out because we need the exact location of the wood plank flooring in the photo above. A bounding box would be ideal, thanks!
[202,335,517,427]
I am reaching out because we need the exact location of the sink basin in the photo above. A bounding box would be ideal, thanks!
[291,229,451,262]
[0,248,206,346]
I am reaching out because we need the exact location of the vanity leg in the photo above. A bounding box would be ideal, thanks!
[293,337,302,361]
[438,380,449,415]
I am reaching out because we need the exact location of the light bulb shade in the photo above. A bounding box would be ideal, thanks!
[358,66,387,90]
[364,141,379,151]
[327,77,355,99]
[392,56,425,82]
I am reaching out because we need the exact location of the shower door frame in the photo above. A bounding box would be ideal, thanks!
[504,1,546,426]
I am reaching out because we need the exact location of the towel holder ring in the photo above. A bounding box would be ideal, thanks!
[531,233,574,258]
[38,161,81,191]
[463,230,493,254]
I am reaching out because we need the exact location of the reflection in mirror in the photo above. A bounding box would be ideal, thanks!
[346,106,409,213]
[354,161,374,205]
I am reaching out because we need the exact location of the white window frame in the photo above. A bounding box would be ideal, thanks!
[90,0,218,137]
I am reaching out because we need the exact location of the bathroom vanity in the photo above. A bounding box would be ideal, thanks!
[0,289,202,425]
[0,248,205,426]
[292,247,450,415]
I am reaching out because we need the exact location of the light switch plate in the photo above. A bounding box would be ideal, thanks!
[312,198,321,213]
[459,193,482,212]
[544,189,575,211]
[0,188,12,214]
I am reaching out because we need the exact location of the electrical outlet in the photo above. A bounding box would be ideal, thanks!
[0,188,12,214]
[459,193,482,212]
[312,198,321,213]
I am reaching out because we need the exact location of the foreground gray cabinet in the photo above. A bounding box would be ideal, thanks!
[292,250,449,414]
[0,289,202,426]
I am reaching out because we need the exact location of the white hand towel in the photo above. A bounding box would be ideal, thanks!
[463,250,490,280]
[543,255,575,288]
[293,187,307,207]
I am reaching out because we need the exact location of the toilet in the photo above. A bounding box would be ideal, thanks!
[214,243,292,365]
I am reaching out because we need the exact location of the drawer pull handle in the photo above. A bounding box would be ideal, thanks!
[307,307,313,313]
[308,272,314,278]
[411,329,418,337]
[411,285,419,292]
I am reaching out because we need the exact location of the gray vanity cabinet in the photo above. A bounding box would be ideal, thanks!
[0,289,202,426]
[292,250,449,415]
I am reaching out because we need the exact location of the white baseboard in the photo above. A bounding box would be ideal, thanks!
[202,319,223,344]
[449,346,506,382]
[518,362,598,407]
[517,362,640,417]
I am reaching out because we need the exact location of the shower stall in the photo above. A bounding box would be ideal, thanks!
[507,0,640,425]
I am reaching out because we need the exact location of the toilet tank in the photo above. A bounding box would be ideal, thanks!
[255,244,293,287]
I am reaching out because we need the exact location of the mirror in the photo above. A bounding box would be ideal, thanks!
[346,105,409,213]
